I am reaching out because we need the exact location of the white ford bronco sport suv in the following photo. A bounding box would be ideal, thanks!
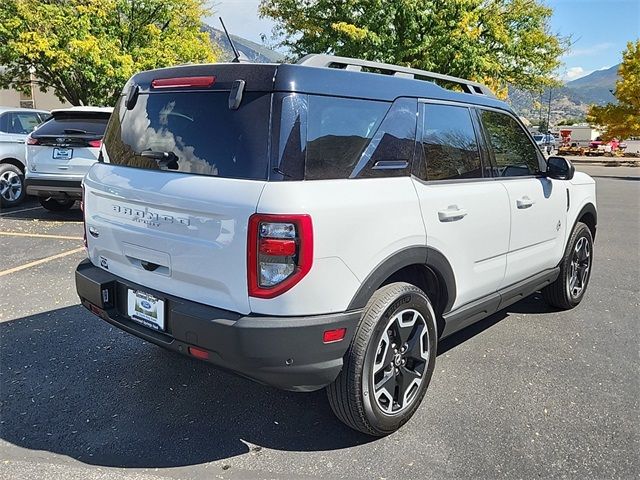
[75,55,597,436]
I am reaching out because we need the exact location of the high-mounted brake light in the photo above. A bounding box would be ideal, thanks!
[88,139,102,148]
[151,76,216,89]
[248,214,313,299]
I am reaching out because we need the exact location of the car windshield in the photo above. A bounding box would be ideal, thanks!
[533,135,544,141]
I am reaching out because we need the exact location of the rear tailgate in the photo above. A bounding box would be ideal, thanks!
[84,164,265,314]
[28,110,111,175]
[83,65,277,315]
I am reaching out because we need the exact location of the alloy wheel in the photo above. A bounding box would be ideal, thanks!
[372,308,430,415]
[568,236,591,298]
[0,170,22,202]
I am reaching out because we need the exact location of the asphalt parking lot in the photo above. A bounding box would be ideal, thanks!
[1,165,638,480]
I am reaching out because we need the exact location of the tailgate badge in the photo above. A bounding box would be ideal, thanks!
[89,226,100,238]
[100,256,109,270]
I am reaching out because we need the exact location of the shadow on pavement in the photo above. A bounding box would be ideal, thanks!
[1,293,554,468]
[0,305,372,468]
[0,203,83,222]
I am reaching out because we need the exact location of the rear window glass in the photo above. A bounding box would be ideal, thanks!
[34,117,109,137]
[419,104,482,181]
[305,96,389,180]
[103,92,271,180]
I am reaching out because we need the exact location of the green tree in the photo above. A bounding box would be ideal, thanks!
[587,41,640,140]
[0,0,218,106]
[259,0,567,97]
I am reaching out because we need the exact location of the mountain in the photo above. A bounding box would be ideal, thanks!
[508,64,620,124]
[203,25,285,63]
[566,64,619,89]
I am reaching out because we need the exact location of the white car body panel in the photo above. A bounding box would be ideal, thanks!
[84,163,266,315]
[26,144,101,177]
[412,179,510,310]
[251,177,424,315]
[499,177,567,287]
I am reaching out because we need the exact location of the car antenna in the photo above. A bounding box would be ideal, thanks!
[219,17,241,63]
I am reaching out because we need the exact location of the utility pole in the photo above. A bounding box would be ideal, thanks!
[545,87,553,153]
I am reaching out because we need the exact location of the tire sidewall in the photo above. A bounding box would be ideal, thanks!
[360,287,437,434]
[0,164,26,207]
[562,224,593,306]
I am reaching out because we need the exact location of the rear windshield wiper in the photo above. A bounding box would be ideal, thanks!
[139,150,179,170]
[63,128,92,134]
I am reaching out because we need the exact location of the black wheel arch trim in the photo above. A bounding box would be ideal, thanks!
[347,246,457,313]
[573,202,597,240]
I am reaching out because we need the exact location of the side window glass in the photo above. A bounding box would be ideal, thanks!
[305,96,388,180]
[419,103,482,181]
[480,110,541,177]
[0,113,7,133]
[271,93,307,181]
[350,98,417,179]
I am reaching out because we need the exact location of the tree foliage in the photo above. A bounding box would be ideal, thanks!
[587,41,640,140]
[0,0,218,106]
[259,0,567,97]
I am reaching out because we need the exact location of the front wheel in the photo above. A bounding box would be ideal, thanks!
[327,282,437,436]
[39,197,75,211]
[543,222,593,309]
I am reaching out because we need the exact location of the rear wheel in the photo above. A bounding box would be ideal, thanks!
[327,282,437,436]
[543,222,593,309]
[39,197,75,211]
[0,163,26,208]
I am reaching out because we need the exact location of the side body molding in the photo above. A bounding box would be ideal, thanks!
[347,246,457,313]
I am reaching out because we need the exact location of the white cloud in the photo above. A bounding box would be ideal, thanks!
[558,66,593,81]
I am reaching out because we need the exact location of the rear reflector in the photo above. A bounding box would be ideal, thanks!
[188,346,209,360]
[323,328,347,344]
[151,76,216,89]
[259,238,297,256]
[89,303,104,317]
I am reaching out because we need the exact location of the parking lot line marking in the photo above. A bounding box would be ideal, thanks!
[0,247,85,277]
[0,206,44,216]
[0,232,83,241]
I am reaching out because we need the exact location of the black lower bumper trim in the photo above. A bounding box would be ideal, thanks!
[25,179,82,198]
[75,259,361,392]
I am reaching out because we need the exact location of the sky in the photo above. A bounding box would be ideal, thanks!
[209,0,640,82]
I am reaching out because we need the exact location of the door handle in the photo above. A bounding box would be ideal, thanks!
[438,205,467,222]
[516,196,535,209]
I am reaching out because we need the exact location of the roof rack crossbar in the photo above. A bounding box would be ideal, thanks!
[296,54,495,98]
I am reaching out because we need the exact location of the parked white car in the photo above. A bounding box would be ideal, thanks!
[0,107,49,207]
[76,56,597,436]
[25,106,113,211]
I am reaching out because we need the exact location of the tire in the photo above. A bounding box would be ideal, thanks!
[0,163,26,208]
[543,222,593,309]
[327,282,437,436]
[39,197,75,211]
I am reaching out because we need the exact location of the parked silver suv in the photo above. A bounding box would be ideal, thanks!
[0,106,49,207]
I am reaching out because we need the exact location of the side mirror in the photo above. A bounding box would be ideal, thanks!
[546,156,574,180]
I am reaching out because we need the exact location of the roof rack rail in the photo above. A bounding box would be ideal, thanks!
[296,54,495,98]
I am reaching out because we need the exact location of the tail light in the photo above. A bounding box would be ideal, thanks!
[248,214,313,298]
[88,139,102,148]
[26,136,39,145]
[81,184,87,250]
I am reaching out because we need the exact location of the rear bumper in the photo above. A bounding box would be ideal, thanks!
[25,178,82,198]
[75,260,361,392]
